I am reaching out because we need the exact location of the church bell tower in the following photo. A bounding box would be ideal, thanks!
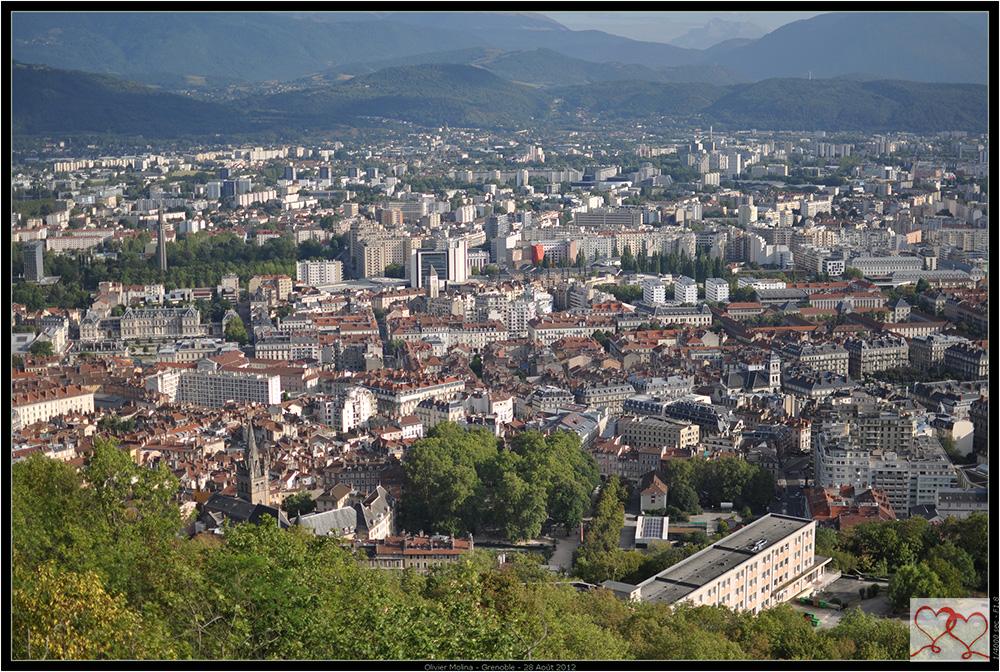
[236,421,269,506]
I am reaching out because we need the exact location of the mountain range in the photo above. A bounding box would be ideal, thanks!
[11,11,989,85]
[12,61,988,138]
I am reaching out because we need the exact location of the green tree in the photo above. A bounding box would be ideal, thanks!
[620,245,636,272]
[29,340,54,357]
[282,492,316,518]
[667,482,701,514]
[888,563,947,611]
[224,315,248,346]
[383,263,406,278]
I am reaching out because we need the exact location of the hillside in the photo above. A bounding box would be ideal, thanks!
[252,64,549,129]
[10,12,487,82]
[328,49,744,88]
[549,81,726,120]
[11,61,246,137]
[705,78,989,133]
[12,61,988,137]
[714,12,988,84]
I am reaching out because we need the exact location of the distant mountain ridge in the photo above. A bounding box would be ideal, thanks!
[715,12,988,84]
[12,61,988,138]
[12,10,988,84]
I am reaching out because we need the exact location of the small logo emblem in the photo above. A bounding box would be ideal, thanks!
[910,599,990,661]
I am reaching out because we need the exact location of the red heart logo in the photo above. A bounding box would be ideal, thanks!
[946,611,989,660]
[911,606,953,656]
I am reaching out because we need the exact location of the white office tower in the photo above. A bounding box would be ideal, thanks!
[738,203,758,227]
[447,238,468,284]
[642,279,667,305]
[705,278,730,303]
[674,276,698,305]
[428,266,440,299]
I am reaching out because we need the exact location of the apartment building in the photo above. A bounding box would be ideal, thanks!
[528,313,617,345]
[605,515,832,615]
[674,275,698,304]
[618,415,700,451]
[909,333,970,369]
[361,372,466,418]
[119,306,204,341]
[318,387,376,433]
[847,255,924,277]
[248,274,293,302]
[943,343,989,379]
[175,359,282,407]
[296,260,344,286]
[12,385,96,426]
[777,342,849,376]
[642,279,667,305]
[157,338,239,364]
[814,431,956,516]
[575,382,637,413]
[844,335,909,377]
[704,278,730,303]
[254,333,322,361]
[415,397,466,429]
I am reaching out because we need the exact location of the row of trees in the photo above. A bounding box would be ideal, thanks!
[11,232,340,311]
[595,284,643,303]
[12,440,910,660]
[399,424,601,542]
[619,246,729,282]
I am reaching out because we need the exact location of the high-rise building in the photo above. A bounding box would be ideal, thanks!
[23,240,45,282]
[296,260,344,286]
[157,212,168,273]
[674,276,698,305]
[428,266,440,298]
[738,203,758,227]
[446,238,468,285]
[705,278,730,303]
[412,249,448,289]
[642,279,667,305]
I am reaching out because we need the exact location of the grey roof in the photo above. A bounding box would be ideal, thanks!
[201,493,290,528]
[297,507,359,536]
[636,514,813,603]
[358,485,394,532]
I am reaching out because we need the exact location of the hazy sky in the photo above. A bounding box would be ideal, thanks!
[543,11,825,44]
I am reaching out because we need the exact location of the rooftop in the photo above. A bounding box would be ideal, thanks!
[635,513,813,603]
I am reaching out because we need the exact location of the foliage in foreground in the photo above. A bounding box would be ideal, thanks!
[11,440,909,661]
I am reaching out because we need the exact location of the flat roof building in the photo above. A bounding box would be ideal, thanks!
[603,514,832,614]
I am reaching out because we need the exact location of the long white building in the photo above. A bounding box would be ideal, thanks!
[172,359,282,407]
[296,260,344,286]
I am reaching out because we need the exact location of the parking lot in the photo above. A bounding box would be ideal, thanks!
[789,575,901,628]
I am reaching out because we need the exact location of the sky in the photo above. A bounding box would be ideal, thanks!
[543,11,825,45]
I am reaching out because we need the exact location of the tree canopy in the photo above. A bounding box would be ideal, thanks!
[10,439,911,661]
[399,424,599,542]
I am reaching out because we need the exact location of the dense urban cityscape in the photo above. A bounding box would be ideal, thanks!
[8,8,992,665]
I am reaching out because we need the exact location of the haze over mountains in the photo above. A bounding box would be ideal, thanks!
[11,11,989,138]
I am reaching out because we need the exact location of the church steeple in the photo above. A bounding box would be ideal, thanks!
[236,421,269,505]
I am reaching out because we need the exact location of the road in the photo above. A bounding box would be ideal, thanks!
[548,532,581,571]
